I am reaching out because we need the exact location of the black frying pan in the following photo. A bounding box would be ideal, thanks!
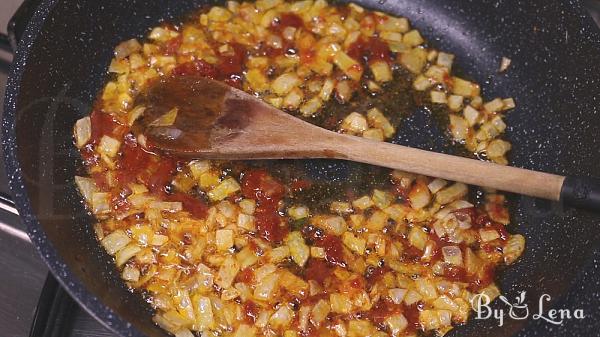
[2,0,600,336]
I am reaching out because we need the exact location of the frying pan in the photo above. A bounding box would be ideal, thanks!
[2,0,600,336]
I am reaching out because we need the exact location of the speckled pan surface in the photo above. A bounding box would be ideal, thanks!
[2,0,600,336]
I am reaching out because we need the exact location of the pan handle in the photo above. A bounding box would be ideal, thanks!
[560,176,600,212]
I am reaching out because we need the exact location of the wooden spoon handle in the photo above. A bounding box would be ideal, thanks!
[327,133,565,200]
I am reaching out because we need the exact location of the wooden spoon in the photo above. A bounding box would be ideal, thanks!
[133,76,600,211]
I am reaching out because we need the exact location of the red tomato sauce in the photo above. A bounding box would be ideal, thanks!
[164,35,183,55]
[89,110,125,145]
[304,258,332,285]
[271,13,305,32]
[165,192,208,218]
[348,37,393,65]
[241,169,288,243]
[365,266,391,288]
[243,301,260,323]
[319,235,346,267]
[366,299,403,325]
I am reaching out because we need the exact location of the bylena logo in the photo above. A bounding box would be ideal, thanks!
[471,291,585,327]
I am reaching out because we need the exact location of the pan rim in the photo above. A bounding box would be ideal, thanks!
[1,0,146,336]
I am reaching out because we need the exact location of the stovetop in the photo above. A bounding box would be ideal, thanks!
[1,1,600,337]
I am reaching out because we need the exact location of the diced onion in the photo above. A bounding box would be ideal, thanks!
[150,107,178,127]
[208,178,241,202]
[400,47,427,74]
[483,98,504,113]
[299,97,322,117]
[385,313,408,335]
[403,289,422,305]
[335,80,353,102]
[415,278,438,300]
[237,213,256,231]
[149,201,182,213]
[362,128,384,141]
[502,97,516,110]
[370,61,392,82]
[408,226,428,250]
[372,189,394,209]
[436,52,455,69]
[253,272,279,300]
[352,195,373,210]
[403,30,424,46]
[151,234,169,246]
[216,256,239,289]
[316,216,347,236]
[430,90,447,104]
[487,139,511,158]
[425,66,447,83]
[499,56,511,72]
[378,16,409,32]
[215,229,234,251]
[92,192,111,214]
[194,296,215,330]
[463,105,480,126]
[479,229,500,242]
[341,112,368,134]
[408,180,431,210]
[286,231,310,267]
[207,6,232,22]
[330,293,352,314]
[114,39,142,60]
[427,178,447,194]
[388,288,407,304]
[333,50,363,81]
[98,136,121,158]
[451,77,480,97]
[442,245,463,266]
[232,325,256,337]
[74,117,91,148]
[447,95,464,112]
[366,210,389,231]
[116,243,142,266]
[269,305,293,328]
[490,116,507,133]
[75,176,97,205]
[413,74,434,91]
[449,114,469,142]
[435,183,468,205]
[122,265,140,282]
[310,246,325,258]
[272,72,302,95]
[238,199,256,215]
[503,234,525,264]
[319,78,335,101]
[101,230,131,255]
[267,246,290,264]
[342,232,366,255]
[367,108,395,138]
[310,299,331,326]
[330,201,352,214]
